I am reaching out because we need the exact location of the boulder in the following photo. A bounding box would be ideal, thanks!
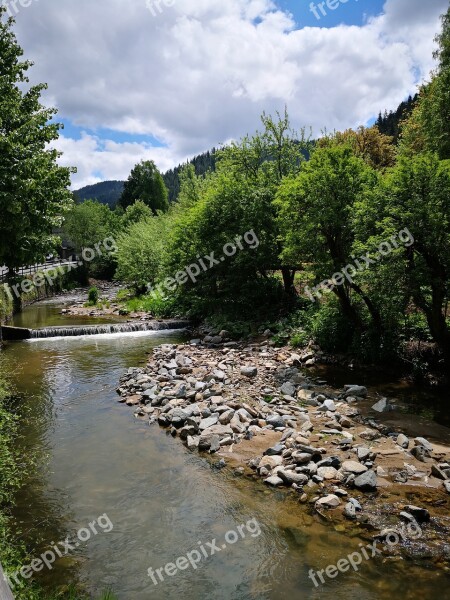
[342,460,368,475]
[240,366,257,378]
[396,434,409,449]
[354,470,377,491]
[264,476,284,487]
[414,437,433,452]
[317,467,339,480]
[280,382,296,397]
[316,495,341,509]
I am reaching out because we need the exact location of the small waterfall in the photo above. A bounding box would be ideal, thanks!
[30,320,189,339]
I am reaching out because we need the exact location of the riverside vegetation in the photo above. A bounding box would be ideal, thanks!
[61,8,450,383]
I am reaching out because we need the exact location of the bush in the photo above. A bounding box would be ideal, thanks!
[88,287,99,305]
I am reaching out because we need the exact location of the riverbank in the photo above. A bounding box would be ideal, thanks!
[117,335,450,569]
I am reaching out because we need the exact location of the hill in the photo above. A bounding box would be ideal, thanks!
[73,180,125,208]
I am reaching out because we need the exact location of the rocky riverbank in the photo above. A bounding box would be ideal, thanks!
[116,335,450,567]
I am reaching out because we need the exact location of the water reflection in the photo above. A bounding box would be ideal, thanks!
[3,303,450,599]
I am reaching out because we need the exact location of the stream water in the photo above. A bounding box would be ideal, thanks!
[2,299,449,599]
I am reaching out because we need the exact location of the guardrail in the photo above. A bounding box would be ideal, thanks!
[0,258,80,283]
[0,563,15,599]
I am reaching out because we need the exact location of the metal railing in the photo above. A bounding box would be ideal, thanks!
[0,257,80,283]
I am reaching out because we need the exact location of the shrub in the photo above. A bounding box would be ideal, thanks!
[88,287,99,305]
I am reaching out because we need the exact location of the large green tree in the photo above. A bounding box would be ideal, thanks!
[118,160,169,213]
[0,9,74,275]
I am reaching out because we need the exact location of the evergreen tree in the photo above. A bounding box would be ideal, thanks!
[118,160,169,214]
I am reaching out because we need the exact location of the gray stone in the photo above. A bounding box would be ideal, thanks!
[264,476,284,487]
[403,505,430,523]
[264,444,284,456]
[444,481,450,494]
[342,460,368,475]
[354,470,377,491]
[411,446,430,462]
[357,447,371,461]
[396,434,409,449]
[317,467,339,480]
[316,494,341,508]
[343,502,356,519]
[278,470,309,486]
[219,410,235,425]
[198,433,220,452]
[344,385,368,398]
[259,455,284,470]
[323,399,336,412]
[280,382,296,396]
[240,366,257,378]
[266,414,286,429]
[414,437,433,452]
[199,415,219,431]
[371,398,390,413]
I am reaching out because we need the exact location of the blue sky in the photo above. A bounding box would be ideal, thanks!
[13,0,447,187]
[280,0,386,28]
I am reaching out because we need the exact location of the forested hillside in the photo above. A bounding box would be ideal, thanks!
[74,180,125,208]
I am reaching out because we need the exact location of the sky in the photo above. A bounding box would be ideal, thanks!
[5,0,449,189]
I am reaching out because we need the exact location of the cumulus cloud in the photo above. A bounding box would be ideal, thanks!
[9,0,448,188]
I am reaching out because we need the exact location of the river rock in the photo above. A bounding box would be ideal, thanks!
[342,461,368,475]
[240,366,257,378]
[316,495,341,508]
[198,433,220,452]
[264,476,284,487]
[404,505,430,523]
[219,410,235,425]
[354,470,377,491]
[168,408,189,428]
[264,444,284,456]
[199,415,219,430]
[266,414,286,429]
[278,470,309,486]
[344,385,368,398]
[371,398,390,413]
[343,502,357,519]
[431,464,450,480]
[414,437,433,452]
[291,452,312,465]
[396,433,409,449]
[280,382,296,396]
[357,447,371,461]
[444,481,450,494]
[317,467,339,480]
[259,455,284,470]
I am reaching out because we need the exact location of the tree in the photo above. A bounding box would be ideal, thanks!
[378,154,450,369]
[118,160,169,213]
[0,9,75,275]
[121,200,153,229]
[400,6,450,159]
[115,216,170,293]
[276,146,381,330]
[318,126,396,170]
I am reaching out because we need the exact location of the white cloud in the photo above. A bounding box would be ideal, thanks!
[9,0,448,188]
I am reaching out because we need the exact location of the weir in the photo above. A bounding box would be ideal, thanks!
[2,321,189,340]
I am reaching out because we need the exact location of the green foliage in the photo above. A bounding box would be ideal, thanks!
[88,287,99,305]
[119,160,169,213]
[63,200,119,278]
[121,200,153,229]
[125,292,177,318]
[0,10,75,273]
[115,215,170,293]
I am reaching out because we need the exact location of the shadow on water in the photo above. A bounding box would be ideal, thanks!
[2,301,450,599]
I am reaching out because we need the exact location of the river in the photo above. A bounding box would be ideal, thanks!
[2,299,449,599]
